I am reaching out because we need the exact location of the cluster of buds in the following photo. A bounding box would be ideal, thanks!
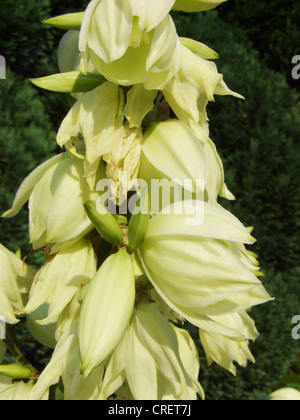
[0,0,272,400]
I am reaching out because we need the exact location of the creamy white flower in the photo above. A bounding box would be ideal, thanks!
[3,154,102,251]
[79,250,135,377]
[0,245,36,324]
[199,311,259,375]
[138,201,272,338]
[163,45,243,139]
[79,0,182,89]
[29,321,103,400]
[99,303,204,400]
[22,239,97,325]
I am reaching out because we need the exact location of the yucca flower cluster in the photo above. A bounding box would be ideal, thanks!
[0,0,272,400]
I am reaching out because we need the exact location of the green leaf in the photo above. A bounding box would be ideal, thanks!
[30,72,106,93]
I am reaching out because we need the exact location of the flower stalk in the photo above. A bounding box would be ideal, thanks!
[0,0,272,401]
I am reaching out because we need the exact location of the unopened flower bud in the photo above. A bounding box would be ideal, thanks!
[84,201,124,245]
[79,250,135,376]
[43,12,84,31]
[0,365,32,380]
[128,188,150,250]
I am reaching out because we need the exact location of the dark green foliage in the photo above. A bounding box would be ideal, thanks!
[174,11,300,399]
[0,0,52,78]
[218,0,300,89]
[0,69,57,259]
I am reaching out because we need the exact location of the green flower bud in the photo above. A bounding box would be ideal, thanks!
[128,188,149,250]
[84,201,124,245]
[0,365,32,380]
[30,71,105,93]
[180,37,219,60]
[113,215,128,226]
[43,12,84,31]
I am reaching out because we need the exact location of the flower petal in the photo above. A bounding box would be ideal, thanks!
[129,0,175,31]
[173,0,227,12]
[87,0,133,63]
[79,250,135,376]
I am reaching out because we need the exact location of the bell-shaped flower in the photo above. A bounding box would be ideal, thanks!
[79,250,135,377]
[137,201,272,338]
[21,239,97,326]
[270,388,300,401]
[138,120,234,211]
[172,0,226,12]
[29,321,103,400]
[58,30,97,75]
[139,120,208,192]
[0,245,36,324]
[163,45,243,138]
[199,311,259,375]
[57,83,123,190]
[3,154,102,252]
[79,0,183,90]
[99,303,204,400]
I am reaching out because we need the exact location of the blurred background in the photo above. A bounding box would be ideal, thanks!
[0,0,299,400]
